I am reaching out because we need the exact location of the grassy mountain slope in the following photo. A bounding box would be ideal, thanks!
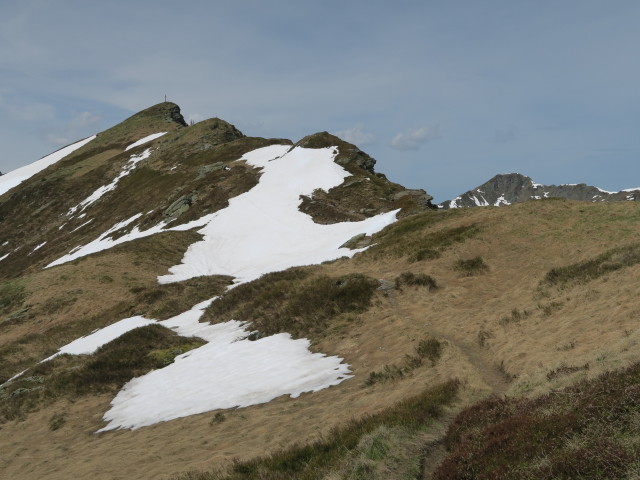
[0,105,638,479]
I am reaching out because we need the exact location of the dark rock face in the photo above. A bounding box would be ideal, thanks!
[166,103,188,127]
[294,132,376,173]
[440,173,640,209]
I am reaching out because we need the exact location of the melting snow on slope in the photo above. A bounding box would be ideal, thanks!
[48,144,398,281]
[0,136,96,197]
[38,297,352,431]
[125,132,167,151]
[158,144,398,285]
[42,316,155,362]
[68,149,152,215]
[46,212,214,268]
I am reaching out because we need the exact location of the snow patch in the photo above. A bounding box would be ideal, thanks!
[70,219,94,233]
[31,242,47,253]
[68,149,152,215]
[43,316,156,362]
[0,253,9,262]
[494,195,511,206]
[0,136,96,197]
[448,196,463,209]
[125,132,167,151]
[39,297,352,432]
[471,195,489,207]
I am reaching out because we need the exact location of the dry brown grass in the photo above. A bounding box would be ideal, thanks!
[0,200,639,479]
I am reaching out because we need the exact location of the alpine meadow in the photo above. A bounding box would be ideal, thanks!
[0,103,638,480]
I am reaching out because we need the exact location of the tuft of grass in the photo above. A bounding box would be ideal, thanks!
[434,363,640,480]
[394,272,439,291]
[48,412,66,431]
[366,336,443,386]
[499,308,530,326]
[172,380,459,480]
[543,242,640,287]
[454,256,488,276]
[546,363,590,381]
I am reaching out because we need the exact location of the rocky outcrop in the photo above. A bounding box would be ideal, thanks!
[294,132,376,173]
[441,173,639,209]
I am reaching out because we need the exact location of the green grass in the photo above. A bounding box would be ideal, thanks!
[543,242,640,287]
[203,269,378,339]
[434,363,640,480]
[0,280,26,315]
[0,324,205,422]
[173,379,460,480]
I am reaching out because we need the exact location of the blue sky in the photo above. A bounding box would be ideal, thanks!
[1,0,639,201]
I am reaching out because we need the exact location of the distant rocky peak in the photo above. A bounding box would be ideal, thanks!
[441,173,639,209]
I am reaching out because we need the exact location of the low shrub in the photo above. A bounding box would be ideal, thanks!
[395,272,438,291]
[434,363,640,479]
[454,256,488,276]
[543,242,640,286]
[204,269,378,339]
[366,337,443,386]
[499,308,530,326]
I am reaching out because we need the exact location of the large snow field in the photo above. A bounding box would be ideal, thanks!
[158,144,399,284]
[39,298,352,431]
[0,135,96,197]
[48,143,398,281]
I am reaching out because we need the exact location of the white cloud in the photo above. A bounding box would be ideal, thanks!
[390,126,441,150]
[335,124,375,146]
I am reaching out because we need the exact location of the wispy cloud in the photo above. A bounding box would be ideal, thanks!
[335,124,375,146]
[391,126,441,150]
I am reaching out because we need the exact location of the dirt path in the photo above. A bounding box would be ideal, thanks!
[381,285,510,479]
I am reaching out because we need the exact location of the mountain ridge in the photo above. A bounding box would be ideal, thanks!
[440,172,640,209]
[0,103,638,480]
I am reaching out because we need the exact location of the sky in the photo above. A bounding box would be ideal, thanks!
[1,1,639,202]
